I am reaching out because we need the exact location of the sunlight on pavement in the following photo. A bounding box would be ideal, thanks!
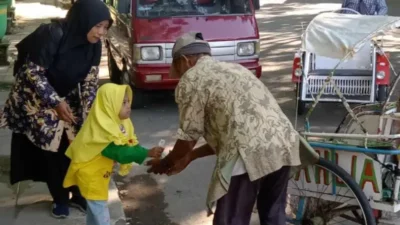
[178,211,213,225]
[283,3,342,16]
[108,191,123,203]
[15,2,67,20]
[256,3,342,19]
[260,0,286,4]
[261,62,291,72]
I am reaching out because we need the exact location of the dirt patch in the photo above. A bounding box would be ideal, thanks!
[115,174,179,225]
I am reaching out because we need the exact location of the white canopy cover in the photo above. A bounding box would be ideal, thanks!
[302,12,400,59]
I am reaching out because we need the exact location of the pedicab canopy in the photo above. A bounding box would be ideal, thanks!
[301,12,400,59]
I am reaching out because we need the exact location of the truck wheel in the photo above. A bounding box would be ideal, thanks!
[253,0,260,10]
[377,85,388,102]
[297,100,306,115]
[107,48,121,84]
[131,86,147,109]
[120,68,147,109]
[130,87,146,109]
[296,84,306,115]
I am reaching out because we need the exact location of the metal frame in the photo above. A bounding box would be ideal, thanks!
[290,8,400,220]
[299,44,378,103]
[291,141,400,213]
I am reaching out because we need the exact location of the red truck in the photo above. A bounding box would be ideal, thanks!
[105,0,262,108]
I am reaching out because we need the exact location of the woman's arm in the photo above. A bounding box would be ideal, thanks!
[102,142,149,165]
[80,66,99,117]
[25,61,62,108]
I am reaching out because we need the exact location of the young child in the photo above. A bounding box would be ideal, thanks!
[63,83,163,225]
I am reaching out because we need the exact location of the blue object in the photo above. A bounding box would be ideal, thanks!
[51,203,69,218]
[309,142,400,155]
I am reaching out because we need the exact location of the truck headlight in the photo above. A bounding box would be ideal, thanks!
[237,42,256,56]
[141,47,161,61]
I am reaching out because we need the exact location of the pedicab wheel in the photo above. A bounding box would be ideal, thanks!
[377,85,388,102]
[107,48,121,84]
[287,157,376,225]
[253,0,260,10]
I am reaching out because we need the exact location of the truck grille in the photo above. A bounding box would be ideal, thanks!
[165,41,236,64]
[305,76,372,96]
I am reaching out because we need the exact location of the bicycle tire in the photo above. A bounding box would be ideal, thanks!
[316,157,376,225]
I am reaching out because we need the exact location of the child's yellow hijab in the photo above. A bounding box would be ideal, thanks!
[66,83,138,163]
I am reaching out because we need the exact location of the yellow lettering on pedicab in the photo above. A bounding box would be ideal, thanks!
[315,150,330,185]
[359,159,380,193]
[294,166,311,183]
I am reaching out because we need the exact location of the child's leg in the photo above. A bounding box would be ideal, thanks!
[86,200,110,225]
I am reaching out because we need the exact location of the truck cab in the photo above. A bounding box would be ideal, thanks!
[104,0,262,108]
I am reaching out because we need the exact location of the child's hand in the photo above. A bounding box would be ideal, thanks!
[148,146,164,158]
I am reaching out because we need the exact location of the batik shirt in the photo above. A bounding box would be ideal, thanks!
[174,56,301,212]
[0,61,98,152]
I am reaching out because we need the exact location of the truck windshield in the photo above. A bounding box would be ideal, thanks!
[136,0,252,18]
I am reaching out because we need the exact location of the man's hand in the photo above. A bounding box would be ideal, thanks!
[55,101,76,124]
[147,139,197,175]
[148,146,164,158]
[146,158,171,175]
[167,153,193,176]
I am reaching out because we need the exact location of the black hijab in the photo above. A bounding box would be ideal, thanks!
[15,0,113,97]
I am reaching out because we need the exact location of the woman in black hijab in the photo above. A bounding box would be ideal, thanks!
[0,0,113,218]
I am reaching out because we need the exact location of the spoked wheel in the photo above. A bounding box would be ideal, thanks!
[287,158,376,225]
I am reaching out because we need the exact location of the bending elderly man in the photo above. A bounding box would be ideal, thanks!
[147,32,301,225]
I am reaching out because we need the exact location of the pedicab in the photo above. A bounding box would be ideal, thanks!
[286,10,400,225]
[292,8,392,115]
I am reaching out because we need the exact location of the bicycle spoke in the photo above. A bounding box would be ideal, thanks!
[286,158,372,225]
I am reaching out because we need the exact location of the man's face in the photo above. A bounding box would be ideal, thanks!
[173,55,196,78]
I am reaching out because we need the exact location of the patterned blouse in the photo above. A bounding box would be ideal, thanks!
[0,61,98,152]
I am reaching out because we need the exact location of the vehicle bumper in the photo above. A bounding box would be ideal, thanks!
[132,61,262,90]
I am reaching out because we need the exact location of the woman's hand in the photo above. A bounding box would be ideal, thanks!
[148,146,164,158]
[55,101,76,124]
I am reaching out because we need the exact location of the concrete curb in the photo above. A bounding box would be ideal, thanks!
[0,156,127,225]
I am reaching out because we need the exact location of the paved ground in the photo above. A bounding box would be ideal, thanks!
[0,1,125,225]
[117,1,400,225]
[1,0,400,225]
